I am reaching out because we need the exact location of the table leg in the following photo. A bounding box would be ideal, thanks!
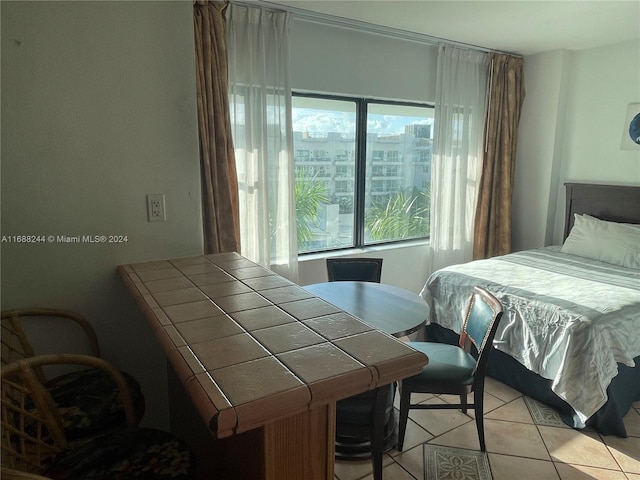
[372,384,391,480]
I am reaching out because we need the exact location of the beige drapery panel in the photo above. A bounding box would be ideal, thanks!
[193,1,240,254]
[473,53,525,259]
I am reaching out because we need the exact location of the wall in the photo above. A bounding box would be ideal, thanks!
[290,19,438,102]
[1,1,203,428]
[512,50,572,251]
[553,39,640,242]
[513,39,640,250]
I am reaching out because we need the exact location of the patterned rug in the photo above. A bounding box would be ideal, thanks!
[423,444,492,480]
[524,396,567,428]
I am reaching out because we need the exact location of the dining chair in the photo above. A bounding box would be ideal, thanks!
[396,286,504,452]
[326,257,383,283]
[1,354,195,479]
[326,257,385,479]
[0,308,145,441]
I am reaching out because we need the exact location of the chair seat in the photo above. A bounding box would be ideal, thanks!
[46,427,195,480]
[45,368,145,440]
[404,342,476,386]
[397,288,504,454]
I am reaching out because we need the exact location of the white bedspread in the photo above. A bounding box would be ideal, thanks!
[421,246,640,426]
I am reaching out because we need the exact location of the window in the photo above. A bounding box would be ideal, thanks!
[293,93,434,254]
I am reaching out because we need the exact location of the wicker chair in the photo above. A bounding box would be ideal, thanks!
[0,308,145,441]
[1,354,195,479]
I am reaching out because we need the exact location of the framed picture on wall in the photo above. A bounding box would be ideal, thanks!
[621,103,640,150]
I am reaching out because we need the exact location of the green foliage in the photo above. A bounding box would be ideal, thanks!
[295,173,329,247]
[365,188,430,241]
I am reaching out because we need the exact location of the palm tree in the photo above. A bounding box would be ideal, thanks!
[294,174,329,248]
[365,188,430,242]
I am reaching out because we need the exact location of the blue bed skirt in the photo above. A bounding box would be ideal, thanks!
[425,324,640,437]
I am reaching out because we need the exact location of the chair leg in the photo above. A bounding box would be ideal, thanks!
[396,383,411,452]
[371,384,389,480]
[474,388,486,452]
[460,393,467,414]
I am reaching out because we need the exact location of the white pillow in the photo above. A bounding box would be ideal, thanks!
[561,214,640,269]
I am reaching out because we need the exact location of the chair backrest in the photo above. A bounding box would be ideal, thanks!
[458,287,503,375]
[1,354,136,474]
[326,258,383,283]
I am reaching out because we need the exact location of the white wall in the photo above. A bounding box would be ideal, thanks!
[513,39,640,250]
[1,1,202,428]
[291,19,438,102]
[552,39,640,242]
[512,50,573,251]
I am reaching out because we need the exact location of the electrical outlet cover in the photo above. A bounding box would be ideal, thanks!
[147,194,166,222]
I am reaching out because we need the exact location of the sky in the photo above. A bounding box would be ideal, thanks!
[292,108,434,137]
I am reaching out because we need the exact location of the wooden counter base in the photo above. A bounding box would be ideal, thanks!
[168,365,335,480]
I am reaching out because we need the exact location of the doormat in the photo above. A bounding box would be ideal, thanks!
[423,444,492,480]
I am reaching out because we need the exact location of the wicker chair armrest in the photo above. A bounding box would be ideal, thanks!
[3,354,137,429]
[1,467,52,480]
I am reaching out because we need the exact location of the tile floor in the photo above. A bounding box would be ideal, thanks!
[334,377,640,480]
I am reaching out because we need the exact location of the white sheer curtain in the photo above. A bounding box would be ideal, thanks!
[227,4,298,282]
[428,44,489,274]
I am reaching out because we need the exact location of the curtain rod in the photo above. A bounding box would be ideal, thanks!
[230,0,521,57]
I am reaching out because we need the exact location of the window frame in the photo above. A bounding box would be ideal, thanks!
[293,91,434,256]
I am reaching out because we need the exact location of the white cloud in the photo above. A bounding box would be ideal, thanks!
[292,109,356,134]
[292,108,434,136]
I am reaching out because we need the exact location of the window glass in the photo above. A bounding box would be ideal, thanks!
[292,96,357,253]
[292,94,433,254]
[364,103,433,244]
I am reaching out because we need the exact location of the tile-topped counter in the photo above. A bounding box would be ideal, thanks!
[118,252,427,480]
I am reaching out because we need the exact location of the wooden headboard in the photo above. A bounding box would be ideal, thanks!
[564,183,640,239]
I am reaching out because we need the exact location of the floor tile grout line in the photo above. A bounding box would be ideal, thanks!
[336,390,638,480]
[538,420,629,474]
[388,454,420,480]
[414,395,542,451]
[599,431,635,475]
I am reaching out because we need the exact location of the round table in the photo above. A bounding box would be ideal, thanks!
[303,281,429,459]
[304,281,428,337]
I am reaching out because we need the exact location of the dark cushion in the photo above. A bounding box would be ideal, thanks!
[46,427,195,480]
[46,368,145,440]
[336,386,395,427]
[404,342,476,386]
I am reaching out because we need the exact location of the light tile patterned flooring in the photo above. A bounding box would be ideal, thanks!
[334,377,640,480]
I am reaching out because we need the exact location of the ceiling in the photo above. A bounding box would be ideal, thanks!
[266,1,640,56]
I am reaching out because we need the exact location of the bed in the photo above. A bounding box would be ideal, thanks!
[421,182,640,437]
